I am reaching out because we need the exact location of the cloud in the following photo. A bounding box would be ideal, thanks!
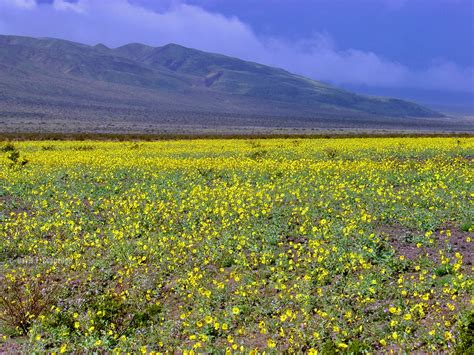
[265,35,473,93]
[52,0,86,13]
[0,0,472,93]
[1,0,36,9]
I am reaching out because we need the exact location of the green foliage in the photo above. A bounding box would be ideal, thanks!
[456,310,474,354]
[1,142,16,152]
[72,145,95,151]
[434,264,454,277]
[461,219,472,232]
[247,149,268,160]
[1,143,28,168]
[324,147,338,159]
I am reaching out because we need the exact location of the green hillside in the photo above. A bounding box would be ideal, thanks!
[0,35,454,133]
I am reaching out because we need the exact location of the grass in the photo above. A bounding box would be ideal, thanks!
[0,137,473,352]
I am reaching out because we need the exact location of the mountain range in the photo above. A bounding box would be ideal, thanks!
[0,35,471,134]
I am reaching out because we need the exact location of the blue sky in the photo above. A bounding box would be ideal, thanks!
[1,0,473,111]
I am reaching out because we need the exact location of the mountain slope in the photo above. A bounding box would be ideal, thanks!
[0,35,454,134]
[114,42,440,117]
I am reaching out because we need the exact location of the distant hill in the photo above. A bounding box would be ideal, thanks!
[1,35,469,134]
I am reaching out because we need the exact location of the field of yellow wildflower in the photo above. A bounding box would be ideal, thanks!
[1,137,473,353]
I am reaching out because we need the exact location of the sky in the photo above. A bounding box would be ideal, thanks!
[1,0,473,111]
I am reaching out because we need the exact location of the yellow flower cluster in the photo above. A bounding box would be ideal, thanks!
[0,137,472,352]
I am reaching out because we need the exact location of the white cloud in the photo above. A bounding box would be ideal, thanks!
[0,0,36,9]
[52,0,87,13]
[0,0,472,93]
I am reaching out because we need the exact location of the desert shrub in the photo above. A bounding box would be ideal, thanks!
[323,147,338,159]
[7,150,20,164]
[197,167,215,179]
[2,144,28,168]
[247,140,262,149]
[73,145,95,151]
[247,149,268,160]
[1,142,16,152]
[0,275,58,335]
[41,145,56,151]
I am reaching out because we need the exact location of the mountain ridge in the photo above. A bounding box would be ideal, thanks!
[2,34,466,134]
